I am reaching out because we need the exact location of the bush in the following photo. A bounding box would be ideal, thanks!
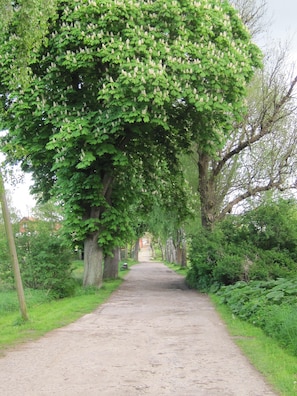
[187,228,253,290]
[212,254,243,285]
[17,229,76,298]
[0,223,14,285]
[250,250,297,280]
[186,228,224,290]
[216,278,297,356]
[187,199,297,291]
[237,198,297,255]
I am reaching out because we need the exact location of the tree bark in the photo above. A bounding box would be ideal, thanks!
[83,233,104,287]
[198,152,217,230]
[131,239,140,262]
[103,247,119,280]
[165,237,176,263]
[181,240,187,267]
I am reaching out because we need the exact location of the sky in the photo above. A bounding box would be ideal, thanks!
[260,0,297,62]
[5,0,297,216]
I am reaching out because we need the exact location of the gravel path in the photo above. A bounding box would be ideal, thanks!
[0,248,278,395]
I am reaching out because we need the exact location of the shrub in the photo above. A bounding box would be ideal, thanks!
[188,198,297,291]
[238,198,297,255]
[216,278,297,356]
[17,229,76,298]
[250,250,297,280]
[186,228,223,290]
[187,228,252,290]
[212,254,243,285]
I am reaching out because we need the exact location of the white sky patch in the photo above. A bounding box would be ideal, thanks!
[259,0,297,64]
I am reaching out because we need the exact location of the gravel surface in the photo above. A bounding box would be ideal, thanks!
[0,248,278,395]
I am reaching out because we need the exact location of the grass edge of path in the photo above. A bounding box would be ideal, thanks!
[165,262,297,396]
[0,277,124,355]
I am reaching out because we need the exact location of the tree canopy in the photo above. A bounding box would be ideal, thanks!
[0,0,261,286]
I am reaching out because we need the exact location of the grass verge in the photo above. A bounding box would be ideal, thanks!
[0,278,122,354]
[0,258,137,353]
[210,294,297,396]
[163,261,188,277]
[164,262,297,395]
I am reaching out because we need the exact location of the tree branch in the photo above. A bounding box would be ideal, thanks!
[213,74,297,177]
[218,180,296,220]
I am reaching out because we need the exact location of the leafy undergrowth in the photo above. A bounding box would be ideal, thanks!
[216,278,297,357]
[211,294,297,396]
[164,262,297,394]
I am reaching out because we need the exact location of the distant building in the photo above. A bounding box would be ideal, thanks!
[19,217,61,233]
[19,217,36,233]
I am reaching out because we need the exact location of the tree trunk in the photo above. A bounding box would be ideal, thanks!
[103,247,119,280]
[176,246,182,265]
[181,238,187,267]
[158,239,165,261]
[131,239,140,262]
[198,151,217,230]
[165,237,176,263]
[83,233,104,287]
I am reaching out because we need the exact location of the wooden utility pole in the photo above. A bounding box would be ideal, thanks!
[0,170,28,321]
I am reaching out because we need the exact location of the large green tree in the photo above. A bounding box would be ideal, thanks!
[0,0,261,286]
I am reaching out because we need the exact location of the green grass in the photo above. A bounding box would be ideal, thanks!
[0,258,137,353]
[0,257,135,353]
[163,261,188,276]
[164,262,297,395]
[211,294,297,396]
[0,279,122,353]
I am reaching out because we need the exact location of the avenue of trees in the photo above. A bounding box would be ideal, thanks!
[0,0,261,287]
[146,0,297,266]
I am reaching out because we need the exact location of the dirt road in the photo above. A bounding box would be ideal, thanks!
[0,248,277,395]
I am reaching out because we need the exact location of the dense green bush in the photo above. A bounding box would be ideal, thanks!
[249,249,297,280]
[17,228,76,298]
[216,278,297,356]
[239,199,297,254]
[186,228,225,291]
[187,199,297,290]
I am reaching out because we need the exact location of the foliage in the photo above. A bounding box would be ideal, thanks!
[216,278,297,356]
[16,224,75,298]
[0,221,12,284]
[187,198,297,290]
[0,0,57,86]
[235,198,297,254]
[0,0,261,282]
[211,293,297,396]
[187,227,225,290]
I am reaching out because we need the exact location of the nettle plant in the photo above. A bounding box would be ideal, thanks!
[0,0,261,286]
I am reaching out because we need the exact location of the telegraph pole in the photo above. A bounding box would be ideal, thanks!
[0,170,28,321]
